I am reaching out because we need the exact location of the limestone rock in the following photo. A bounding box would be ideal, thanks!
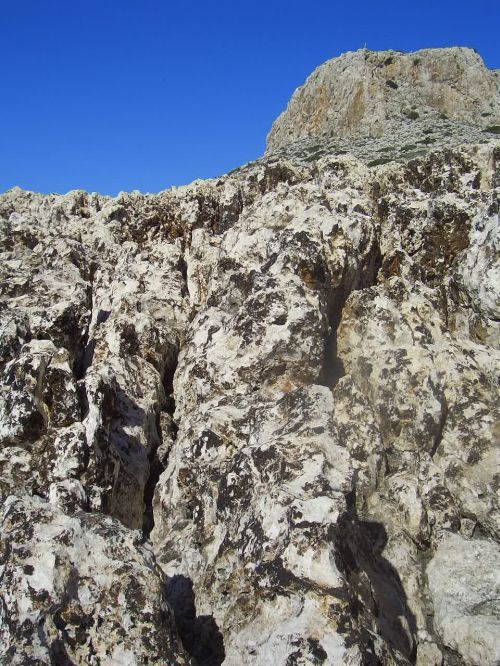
[0,47,499,665]
[0,495,191,665]
[427,533,500,666]
[267,47,500,153]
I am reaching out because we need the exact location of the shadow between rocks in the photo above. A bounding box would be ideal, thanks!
[165,575,225,666]
[334,491,418,664]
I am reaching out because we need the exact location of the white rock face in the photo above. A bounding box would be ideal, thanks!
[427,534,500,666]
[0,47,499,665]
[0,495,191,665]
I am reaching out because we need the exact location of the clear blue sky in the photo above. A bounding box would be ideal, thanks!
[1,0,499,195]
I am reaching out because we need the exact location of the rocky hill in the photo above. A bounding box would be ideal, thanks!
[264,47,500,172]
[0,47,499,665]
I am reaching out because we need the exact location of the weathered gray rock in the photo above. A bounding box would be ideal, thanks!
[267,47,500,153]
[427,533,500,666]
[0,495,191,665]
[0,47,499,665]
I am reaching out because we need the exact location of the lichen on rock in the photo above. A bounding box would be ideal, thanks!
[0,46,499,665]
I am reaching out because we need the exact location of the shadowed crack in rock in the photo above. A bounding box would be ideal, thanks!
[166,575,225,666]
[143,348,181,537]
[320,242,382,389]
[334,491,418,664]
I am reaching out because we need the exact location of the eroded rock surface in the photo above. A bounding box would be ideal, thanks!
[0,47,499,665]
[267,47,500,153]
[0,495,192,665]
[427,533,500,666]
[265,48,500,172]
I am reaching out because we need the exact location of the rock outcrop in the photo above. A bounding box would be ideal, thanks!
[266,48,500,172]
[0,47,499,665]
[267,47,500,152]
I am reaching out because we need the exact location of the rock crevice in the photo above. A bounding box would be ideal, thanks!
[0,46,499,665]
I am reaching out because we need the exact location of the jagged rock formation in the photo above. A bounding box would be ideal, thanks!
[266,47,500,167]
[0,47,499,665]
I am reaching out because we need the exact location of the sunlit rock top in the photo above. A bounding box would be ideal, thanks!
[267,47,500,153]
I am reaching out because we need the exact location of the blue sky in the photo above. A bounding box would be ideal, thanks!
[1,1,499,195]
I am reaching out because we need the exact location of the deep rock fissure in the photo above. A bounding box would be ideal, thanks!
[142,355,180,538]
[74,262,98,382]
[165,575,226,666]
[430,393,449,458]
[320,283,349,389]
[320,246,382,389]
